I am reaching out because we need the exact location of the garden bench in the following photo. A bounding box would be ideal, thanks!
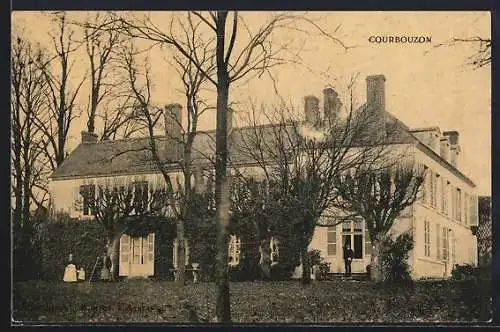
[170,263,200,283]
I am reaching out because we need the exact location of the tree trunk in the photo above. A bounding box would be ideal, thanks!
[259,240,271,280]
[214,11,231,323]
[176,220,186,285]
[176,143,194,286]
[301,246,311,284]
[370,237,383,282]
[108,235,121,281]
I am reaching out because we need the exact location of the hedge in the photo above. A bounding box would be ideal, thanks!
[39,215,108,281]
[38,214,178,281]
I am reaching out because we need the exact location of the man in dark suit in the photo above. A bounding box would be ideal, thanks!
[343,243,354,277]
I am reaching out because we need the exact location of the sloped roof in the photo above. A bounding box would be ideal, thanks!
[50,108,473,187]
[50,124,300,179]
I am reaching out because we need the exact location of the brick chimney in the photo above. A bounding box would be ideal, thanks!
[81,131,98,144]
[165,103,183,161]
[365,75,387,141]
[323,88,342,126]
[443,131,460,168]
[366,75,386,112]
[304,95,320,126]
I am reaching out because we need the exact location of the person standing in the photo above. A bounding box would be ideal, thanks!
[343,243,354,277]
[63,253,78,282]
[100,246,111,281]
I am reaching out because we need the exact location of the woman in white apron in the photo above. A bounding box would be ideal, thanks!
[63,253,78,282]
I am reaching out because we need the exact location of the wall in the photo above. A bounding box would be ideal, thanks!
[49,171,184,219]
[411,146,478,279]
[306,142,478,279]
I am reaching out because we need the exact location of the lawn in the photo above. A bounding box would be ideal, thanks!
[12,279,491,324]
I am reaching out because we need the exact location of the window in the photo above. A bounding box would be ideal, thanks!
[450,186,457,219]
[442,227,448,261]
[424,220,430,257]
[422,166,429,204]
[456,188,462,222]
[228,235,241,266]
[133,236,142,264]
[435,174,441,210]
[464,193,469,225]
[342,219,364,259]
[430,172,437,208]
[79,184,95,215]
[443,181,450,215]
[327,227,337,256]
[133,181,149,213]
[451,231,456,264]
[436,223,441,260]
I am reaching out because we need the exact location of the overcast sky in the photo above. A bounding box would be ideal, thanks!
[12,11,491,195]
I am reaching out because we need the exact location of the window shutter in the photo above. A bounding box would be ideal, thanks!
[327,227,337,256]
[436,223,441,260]
[464,193,469,225]
[364,228,372,256]
[120,234,130,263]
[423,169,431,205]
[469,195,478,226]
[147,233,154,263]
[442,227,448,260]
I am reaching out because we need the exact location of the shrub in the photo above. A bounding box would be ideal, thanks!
[308,249,322,267]
[39,214,108,281]
[451,263,480,280]
[380,232,414,284]
[316,262,331,281]
[307,249,331,281]
[39,213,177,281]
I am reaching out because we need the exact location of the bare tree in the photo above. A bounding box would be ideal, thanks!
[34,12,85,171]
[78,181,170,281]
[332,163,425,281]
[116,41,214,286]
[79,13,146,140]
[233,89,390,283]
[429,37,491,69]
[90,10,346,321]
[11,35,51,280]
[82,13,123,134]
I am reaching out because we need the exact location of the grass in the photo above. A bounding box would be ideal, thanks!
[12,279,491,324]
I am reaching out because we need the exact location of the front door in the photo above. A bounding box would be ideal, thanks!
[119,233,155,277]
[341,219,370,273]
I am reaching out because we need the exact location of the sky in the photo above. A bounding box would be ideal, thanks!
[12,11,491,195]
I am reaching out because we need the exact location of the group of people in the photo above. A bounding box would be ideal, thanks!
[62,248,112,283]
[63,244,356,281]
[62,254,86,282]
